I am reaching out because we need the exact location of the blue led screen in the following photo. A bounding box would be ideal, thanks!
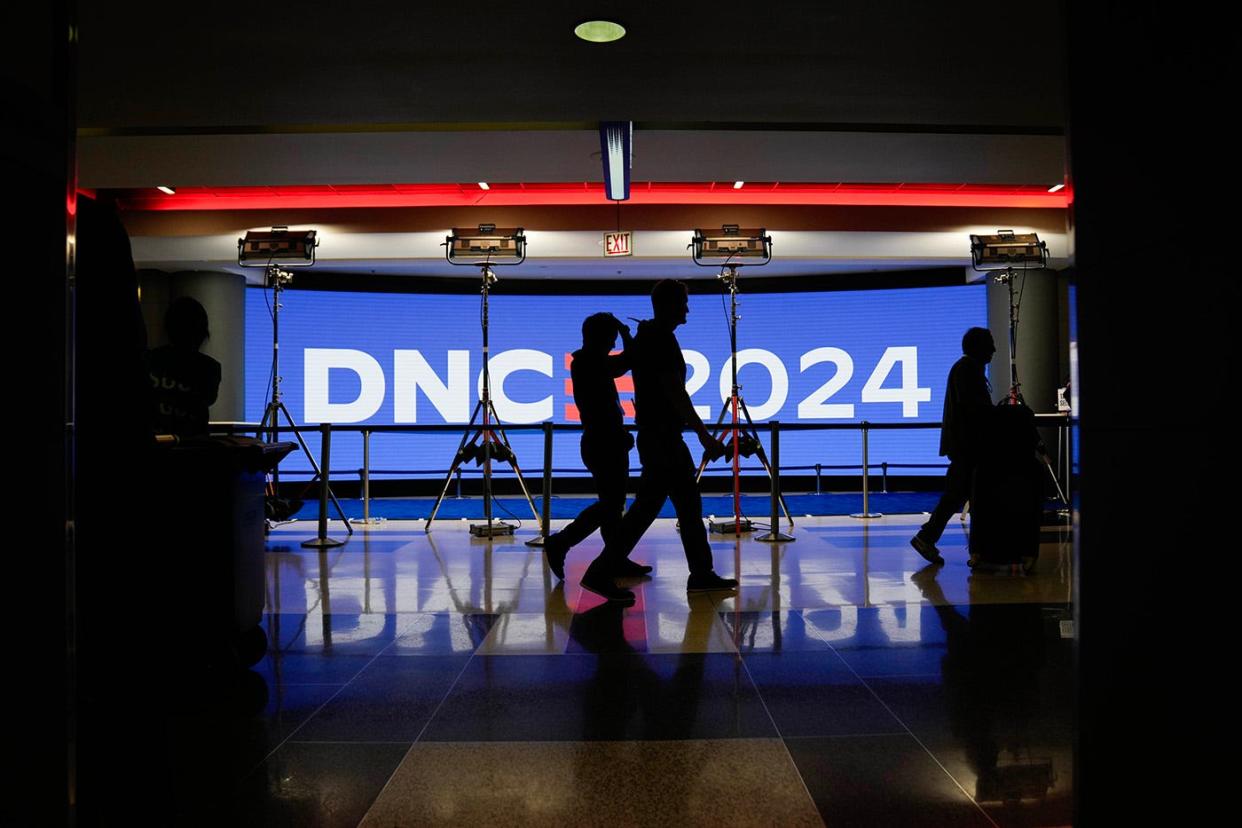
[244,285,986,477]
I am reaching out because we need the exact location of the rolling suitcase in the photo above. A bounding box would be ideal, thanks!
[969,404,1043,569]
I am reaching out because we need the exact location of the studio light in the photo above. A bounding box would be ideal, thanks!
[428,225,538,537]
[687,223,790,539]
[969,230,1047,271]
[445,225,526,266]
[599,121,632,201]
[691,225,772,266]
[238,226,319,267]
[968,230,1048,407]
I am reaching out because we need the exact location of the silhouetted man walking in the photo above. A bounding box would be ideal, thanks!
[544,313,652,581]
[911,326,996,563]
[582,280,737,601]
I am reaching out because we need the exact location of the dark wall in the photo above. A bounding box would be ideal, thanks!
[1069,3,1232,823]
[2,3,72,825]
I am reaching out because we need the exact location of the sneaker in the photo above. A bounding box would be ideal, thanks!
[580,569,636,603]
[544,533,569,581]
[687,571,739,592]
[614,558,653,577]
[910,534,944,565]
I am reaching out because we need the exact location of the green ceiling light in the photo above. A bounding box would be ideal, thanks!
[574,20,626,43]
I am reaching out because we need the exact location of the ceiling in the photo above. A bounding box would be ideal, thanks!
[77,1,1068,280]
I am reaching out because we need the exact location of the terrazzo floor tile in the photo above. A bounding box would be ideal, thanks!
[359,739,823,827]
[290,655,472,742]
[420,653,776,742]
[785,734,994,827]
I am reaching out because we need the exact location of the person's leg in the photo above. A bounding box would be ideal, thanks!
[916,458,973,552]
[544,439,605,580]
[598,439,666,565]
[592,445,655,576]
[592,444,629,550]
[663,441,715,576]
[582,434,664,600]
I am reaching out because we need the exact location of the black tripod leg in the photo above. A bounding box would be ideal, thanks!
[426,401,484,530]
[485,401,541,521]
[738,398,794,528]
[258,402,280,491]
[277,402,354,534]
[1041,454,1069,506]
[695,399,732,482]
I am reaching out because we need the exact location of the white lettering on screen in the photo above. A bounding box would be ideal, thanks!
[304,348,385,423]
[300,346,931,423]
[393,350,471,423]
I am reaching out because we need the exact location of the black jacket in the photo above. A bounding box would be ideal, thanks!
[939,355,992,460]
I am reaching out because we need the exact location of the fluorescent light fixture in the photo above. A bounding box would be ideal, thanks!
[599,121,632,201]
[478,182,490,190]
[733,181,744,189]
[574,20,626,43]
[1048,183,1065,193]
[156,185,176,195]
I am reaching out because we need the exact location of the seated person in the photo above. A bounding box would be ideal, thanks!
[146,297,221,438]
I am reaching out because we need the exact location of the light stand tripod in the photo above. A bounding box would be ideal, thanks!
[694,267,795,537]
[689,227,793,538]
[969,231,1068,509]
[994,265,1025,405]
[425,228,540,537]
[239,228,351,539]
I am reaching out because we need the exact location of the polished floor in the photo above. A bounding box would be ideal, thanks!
[170,513,1074,827]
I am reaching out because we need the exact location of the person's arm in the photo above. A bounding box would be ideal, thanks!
[603,315,633,378]
[656,368,721,452]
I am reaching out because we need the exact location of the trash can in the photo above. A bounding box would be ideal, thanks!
[150,436,295,668]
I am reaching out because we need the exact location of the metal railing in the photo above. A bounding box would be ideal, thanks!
[218,414,1075,542]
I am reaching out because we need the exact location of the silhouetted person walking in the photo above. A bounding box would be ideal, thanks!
[582,280,737,601]
[146,296,221,438]
[911,326,996,563]
[544,313,652,581]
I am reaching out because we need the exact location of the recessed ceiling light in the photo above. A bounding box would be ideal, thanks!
[733,181,744,189]
[156,185,176,195]
[478,182,490,190]
[574,20,625,43]
[1048,183,1065,193]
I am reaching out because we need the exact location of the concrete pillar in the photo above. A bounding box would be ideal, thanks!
[140,269,246,422]
[986,267,1060,412]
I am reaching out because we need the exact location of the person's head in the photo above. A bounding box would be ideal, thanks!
[166,296,210,351]
[581,312,618,352]
[651,279,689,328]
[962,327,996,363]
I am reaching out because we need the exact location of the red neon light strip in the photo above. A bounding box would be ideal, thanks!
[116,182,1069,211]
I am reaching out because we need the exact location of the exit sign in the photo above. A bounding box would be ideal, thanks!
[604,231,633,257]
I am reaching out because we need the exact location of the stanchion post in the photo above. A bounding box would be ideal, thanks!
[850,421,882,519]
[454,467,463,499]
[881,461,888,493]
[362,428,371,523]
[526,421,554,547]
[758,421,794,542]
[815,463,822,495]
[303,423,345,548]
